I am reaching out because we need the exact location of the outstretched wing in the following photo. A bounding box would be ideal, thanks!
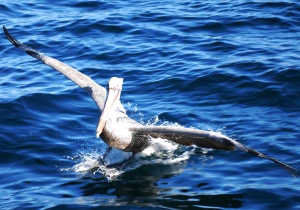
[3,26,107,111]
[132,125,298,177]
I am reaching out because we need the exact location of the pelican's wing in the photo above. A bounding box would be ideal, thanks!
[3,26,106,111]
[133,126,298,177]
[134,126,237,150]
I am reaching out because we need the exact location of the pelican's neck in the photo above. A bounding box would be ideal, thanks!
[96,77,125,137]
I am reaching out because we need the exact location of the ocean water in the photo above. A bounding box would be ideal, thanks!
[1,0,300,209]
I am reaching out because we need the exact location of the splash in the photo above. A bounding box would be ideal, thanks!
[62,138,192,180]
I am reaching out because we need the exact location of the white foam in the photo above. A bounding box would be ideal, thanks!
[72,155,99,173]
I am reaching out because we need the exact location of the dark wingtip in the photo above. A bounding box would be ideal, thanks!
[246,147,298,178]
[3,26,22,48]
[3,26,44,61]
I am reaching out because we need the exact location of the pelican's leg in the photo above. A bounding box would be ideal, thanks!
[99,146,112,165]
[107,152,136,170]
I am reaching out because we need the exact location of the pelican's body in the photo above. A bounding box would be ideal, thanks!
[101,117,141,152]
[3,26,298,176]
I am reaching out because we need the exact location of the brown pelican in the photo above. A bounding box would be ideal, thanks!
[3,26,298,177]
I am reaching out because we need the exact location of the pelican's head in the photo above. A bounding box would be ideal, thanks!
[96,77,124,138]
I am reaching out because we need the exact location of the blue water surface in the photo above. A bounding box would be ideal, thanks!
[1,0,300,209]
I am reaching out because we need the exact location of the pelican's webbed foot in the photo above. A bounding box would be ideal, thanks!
[106,153,136,171]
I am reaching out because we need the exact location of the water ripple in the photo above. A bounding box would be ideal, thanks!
[1,0,300,209]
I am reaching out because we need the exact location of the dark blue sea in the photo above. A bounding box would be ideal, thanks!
[1,1,300,209]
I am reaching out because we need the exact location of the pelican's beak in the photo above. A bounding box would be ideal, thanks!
[96,77,123,138]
